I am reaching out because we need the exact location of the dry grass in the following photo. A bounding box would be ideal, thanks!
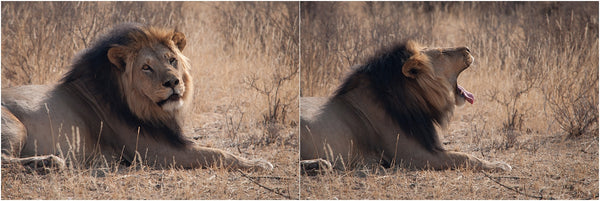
[2,2,298,199]
[300,2,598,199]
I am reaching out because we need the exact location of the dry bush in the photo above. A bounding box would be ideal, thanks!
[207,2,299,144]
[537,8,599,138]
[544,69,598,138]
[480,2,598,139]
[471,2,598,139]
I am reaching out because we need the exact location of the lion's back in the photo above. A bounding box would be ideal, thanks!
[300,97,328,121]
[300,96,369,162]
[2,84,88,129]
[2,85,56,117]
[2,84,96,156]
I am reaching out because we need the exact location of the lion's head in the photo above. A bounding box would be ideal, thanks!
[106,25,193,124]
[402,41,474,106]
[60,23,193,145]
[335,40,474,152]
[400,41,474,113]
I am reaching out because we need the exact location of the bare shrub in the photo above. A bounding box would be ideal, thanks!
[245,69,298,125]
[545,82,599,138]
[485,70,540,133]
[542,35,599,138]
[223,104,245,139]
[484,45,545,136]
[537,4,599,138]
[209,2,299,144]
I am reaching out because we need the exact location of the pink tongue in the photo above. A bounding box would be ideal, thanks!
[457,85,474,104]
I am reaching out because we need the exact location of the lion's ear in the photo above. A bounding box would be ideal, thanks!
[107,46,127,71]
[402,58,423,79]
[171,31,186,51]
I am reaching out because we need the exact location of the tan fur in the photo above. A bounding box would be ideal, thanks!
[1,24,272,171]
[301,41,511,172]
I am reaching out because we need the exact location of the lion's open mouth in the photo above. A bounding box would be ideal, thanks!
[157,94,182,107]
[457,85,474,104]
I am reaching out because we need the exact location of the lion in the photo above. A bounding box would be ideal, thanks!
[300,41,511,173]
[1,23,273,172]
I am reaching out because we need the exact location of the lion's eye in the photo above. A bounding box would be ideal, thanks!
[169,58,177,65]
[142,64,153,72]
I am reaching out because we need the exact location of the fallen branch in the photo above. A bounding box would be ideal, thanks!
[236,169,294,199]
[491,176,528,180]
[247,175,295,180]
[480,171,555,200]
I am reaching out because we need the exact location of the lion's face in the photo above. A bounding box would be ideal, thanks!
[401,42,474,108]
[107,30,193,123]
[130,44,187,112]
[422,46,474,106]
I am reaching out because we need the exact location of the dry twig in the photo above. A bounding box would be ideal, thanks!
[480,171,555,200]
[236,169,295,199]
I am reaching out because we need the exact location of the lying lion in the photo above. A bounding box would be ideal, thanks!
[300,41,511,172]
[1,23,272,172]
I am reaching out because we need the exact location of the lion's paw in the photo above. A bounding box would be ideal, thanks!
[251,159,274,171]
[21,155,66,174]
[26,155,66,169]
[300,159,333,176]
[492,161,512,172]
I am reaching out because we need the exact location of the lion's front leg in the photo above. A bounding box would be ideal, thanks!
[428,151,512,172]
[388,139,511,172]
[172,146,273,171]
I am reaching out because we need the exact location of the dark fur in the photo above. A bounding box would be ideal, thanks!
[334,42,445,153]
[60,23,190,149]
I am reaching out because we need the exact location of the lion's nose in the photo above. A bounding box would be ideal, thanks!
[163,78,180,88]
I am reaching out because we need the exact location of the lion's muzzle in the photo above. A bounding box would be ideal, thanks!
[157,87,184,112]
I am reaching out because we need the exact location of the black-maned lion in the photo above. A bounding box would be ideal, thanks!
[300,41,511,172]
[1,23,272,171]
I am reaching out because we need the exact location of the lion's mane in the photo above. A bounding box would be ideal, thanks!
[59,23,192,147]
[334,41,455,152]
